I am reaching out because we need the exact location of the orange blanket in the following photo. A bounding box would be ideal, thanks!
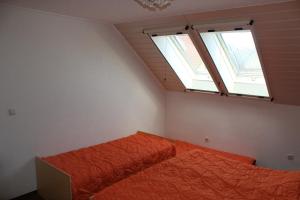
[175,140,256,165]
[42,132,175,200]
[93,149,300,200]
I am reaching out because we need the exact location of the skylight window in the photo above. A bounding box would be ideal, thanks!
[151,34,219,92]
[147,21,271,100]
[200,30,269,97]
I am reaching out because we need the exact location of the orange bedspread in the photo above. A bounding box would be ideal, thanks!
[93,149,300,200]
[42,132,176,200]
[175,140,256,165]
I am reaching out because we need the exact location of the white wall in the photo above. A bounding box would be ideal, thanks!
[166,91,300,170]
[1,4,300,200]
[0,5,165,199]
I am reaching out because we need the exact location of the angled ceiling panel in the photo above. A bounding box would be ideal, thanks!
[116,1,300,106]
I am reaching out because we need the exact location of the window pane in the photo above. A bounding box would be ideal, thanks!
[200,30,269,97]
[151,34,218,92]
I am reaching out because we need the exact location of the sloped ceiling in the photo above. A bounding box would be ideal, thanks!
[116,1,300,106]
[1,0,299,106]
[0,0,294,23]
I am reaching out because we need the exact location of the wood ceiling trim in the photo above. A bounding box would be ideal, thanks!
[116,1,300,106]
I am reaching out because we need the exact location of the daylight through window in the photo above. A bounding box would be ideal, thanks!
[200,30,269,97]
[149,24,270,99]
[151,34,219,92]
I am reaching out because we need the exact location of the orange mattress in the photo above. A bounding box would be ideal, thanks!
[175,140,256,165]
[42,132,176,200]
[92,149,300,200]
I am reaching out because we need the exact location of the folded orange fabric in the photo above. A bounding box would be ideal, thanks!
[42,132,176,200]
[175,140,256,164]
[92,149,300,200]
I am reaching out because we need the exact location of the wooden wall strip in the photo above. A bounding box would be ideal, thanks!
[116,1,300,105]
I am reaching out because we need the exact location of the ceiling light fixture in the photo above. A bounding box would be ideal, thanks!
[134,0,173,10]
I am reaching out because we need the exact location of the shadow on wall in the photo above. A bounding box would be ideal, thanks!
[94,24,164,97]
[92,24,166,130]
[165,91,300,170]
[0,158,37,199]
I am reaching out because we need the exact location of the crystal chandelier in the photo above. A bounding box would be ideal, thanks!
[135,0,173,10]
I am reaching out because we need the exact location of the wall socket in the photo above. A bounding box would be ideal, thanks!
[204,137,209,143]
[8,109,16,116]
[287,154,295,161]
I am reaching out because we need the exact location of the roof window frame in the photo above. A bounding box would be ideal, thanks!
[193,20,273,100]
[146,26,222,94]
[144,19,273,101]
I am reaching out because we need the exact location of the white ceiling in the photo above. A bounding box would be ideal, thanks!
[1,0,293,23]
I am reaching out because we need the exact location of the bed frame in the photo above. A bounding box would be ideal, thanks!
[34,132,174,200]
[35,157,72,200]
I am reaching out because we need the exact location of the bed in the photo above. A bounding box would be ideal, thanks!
[174,140,256,165]
[36,132,176,200]
[92,149,300,200]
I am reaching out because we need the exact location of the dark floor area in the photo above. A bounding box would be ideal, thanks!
[11,191,44,200]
